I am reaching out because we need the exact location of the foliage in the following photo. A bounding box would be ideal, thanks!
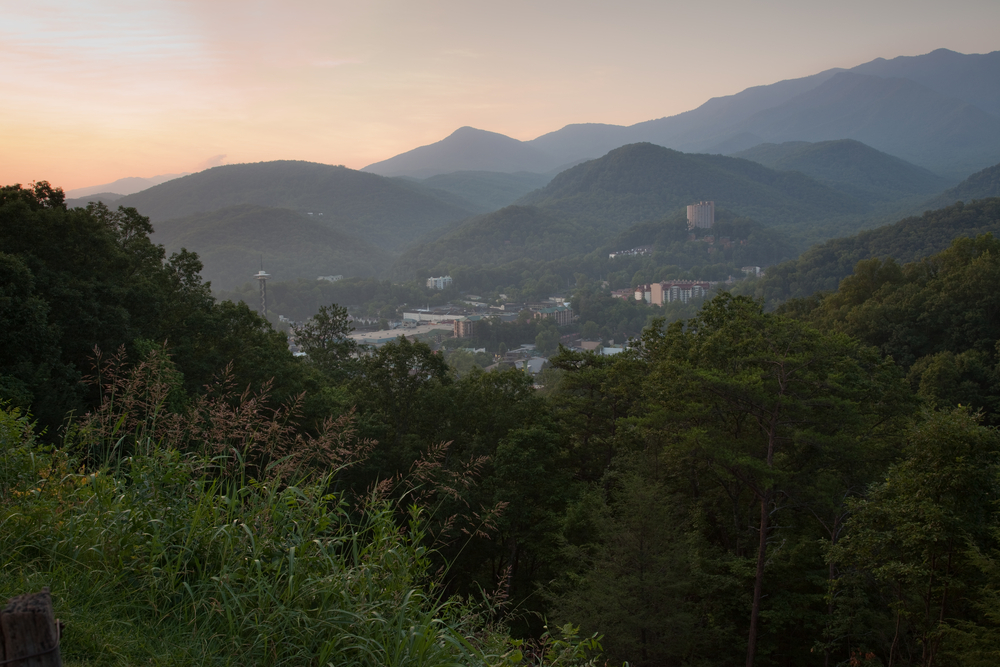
[732,139,949,204]
[519,143,869,230]
[787,233,1000,421]
[0,186,307,433]
[832,409,1000,667]
[295,303,359,379]
[752,198,1000,303]
[923,161,1000,210]
[152,204,393,290]
[115,160,478,252]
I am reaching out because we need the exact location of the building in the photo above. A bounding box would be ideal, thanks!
[453,315,483,338]
[650,280,712,305]
[687,201,715,229]
[426,275,453,290]
[317,275,343,282]
[531,305,573,326]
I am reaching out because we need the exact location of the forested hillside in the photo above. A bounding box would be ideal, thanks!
[732,139,950,203]
[782,234,1000,417]
[152,204,393,290]
[416,170,553,212]
[519,143,868,230]
[749,197,1000,302]
[924,161,1000,209]
[115,160,478,252]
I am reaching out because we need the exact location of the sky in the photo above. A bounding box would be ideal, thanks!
[2,0,999,191]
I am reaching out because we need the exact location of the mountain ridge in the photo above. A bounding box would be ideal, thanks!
[363,49,1000,181]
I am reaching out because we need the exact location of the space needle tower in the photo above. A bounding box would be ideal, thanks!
[254,263,270,319]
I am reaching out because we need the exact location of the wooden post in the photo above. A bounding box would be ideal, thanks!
[0,588,62,667]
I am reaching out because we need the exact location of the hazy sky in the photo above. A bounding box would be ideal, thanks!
[3,0,998,190]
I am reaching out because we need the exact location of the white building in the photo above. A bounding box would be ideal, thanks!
[426,275,453,290]
[687,201,715,229]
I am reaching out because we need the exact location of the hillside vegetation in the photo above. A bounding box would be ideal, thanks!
[152,204,393,290]
[923,161,1000,209]
[732,139,951,203]
[519,143,868,231]
[416,170,552,212]
[748,197,1000,302]
[116,161,478,252]
[393,205,595,278]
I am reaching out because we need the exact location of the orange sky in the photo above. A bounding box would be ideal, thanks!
[3,0,999,190]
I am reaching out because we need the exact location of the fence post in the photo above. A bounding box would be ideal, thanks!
[0,588,62,667]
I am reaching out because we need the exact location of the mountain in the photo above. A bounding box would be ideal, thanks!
[65,192,125,208]
[752,197,1000,303]
[152,204,393,291]
[365,49,1000,182]
[924,162,1000,210]
[391,143,872,277]
[392,205,593,278]
[414,171,553,212]
[709,71,1000,180]
[115,161,478,252]
[65,173,188,198]
[364,127,560,178]
[732,139,951,203]
[850,48,1000,117]
[518,143,867,229]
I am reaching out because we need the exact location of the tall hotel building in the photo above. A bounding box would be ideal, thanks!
[687,201,715,229]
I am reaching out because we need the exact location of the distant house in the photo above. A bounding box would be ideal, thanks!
[318,275,343,282]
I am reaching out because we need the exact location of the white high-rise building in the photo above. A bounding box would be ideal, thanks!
[687,201,715,229]
[426,275,453,290]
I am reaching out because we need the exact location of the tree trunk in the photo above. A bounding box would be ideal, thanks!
[746,492,769,667]
[0,588,62,667]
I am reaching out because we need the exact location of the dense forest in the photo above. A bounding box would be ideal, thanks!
[5,183,1000,666]
[748,197,1000,303]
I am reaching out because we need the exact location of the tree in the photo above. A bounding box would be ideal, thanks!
[641,294,907,666]
[833,409,1000,667]
[295,304,358,379]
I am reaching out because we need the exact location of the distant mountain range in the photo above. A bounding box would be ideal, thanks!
[364,49,1000,181]
[65,173,188,198]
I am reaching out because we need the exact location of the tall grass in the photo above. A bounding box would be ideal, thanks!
[0,349,608,666]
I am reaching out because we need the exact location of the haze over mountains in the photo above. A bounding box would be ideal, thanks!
[60,48,1000,294]
[364,49,1000,181]
[65,173,189,199]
